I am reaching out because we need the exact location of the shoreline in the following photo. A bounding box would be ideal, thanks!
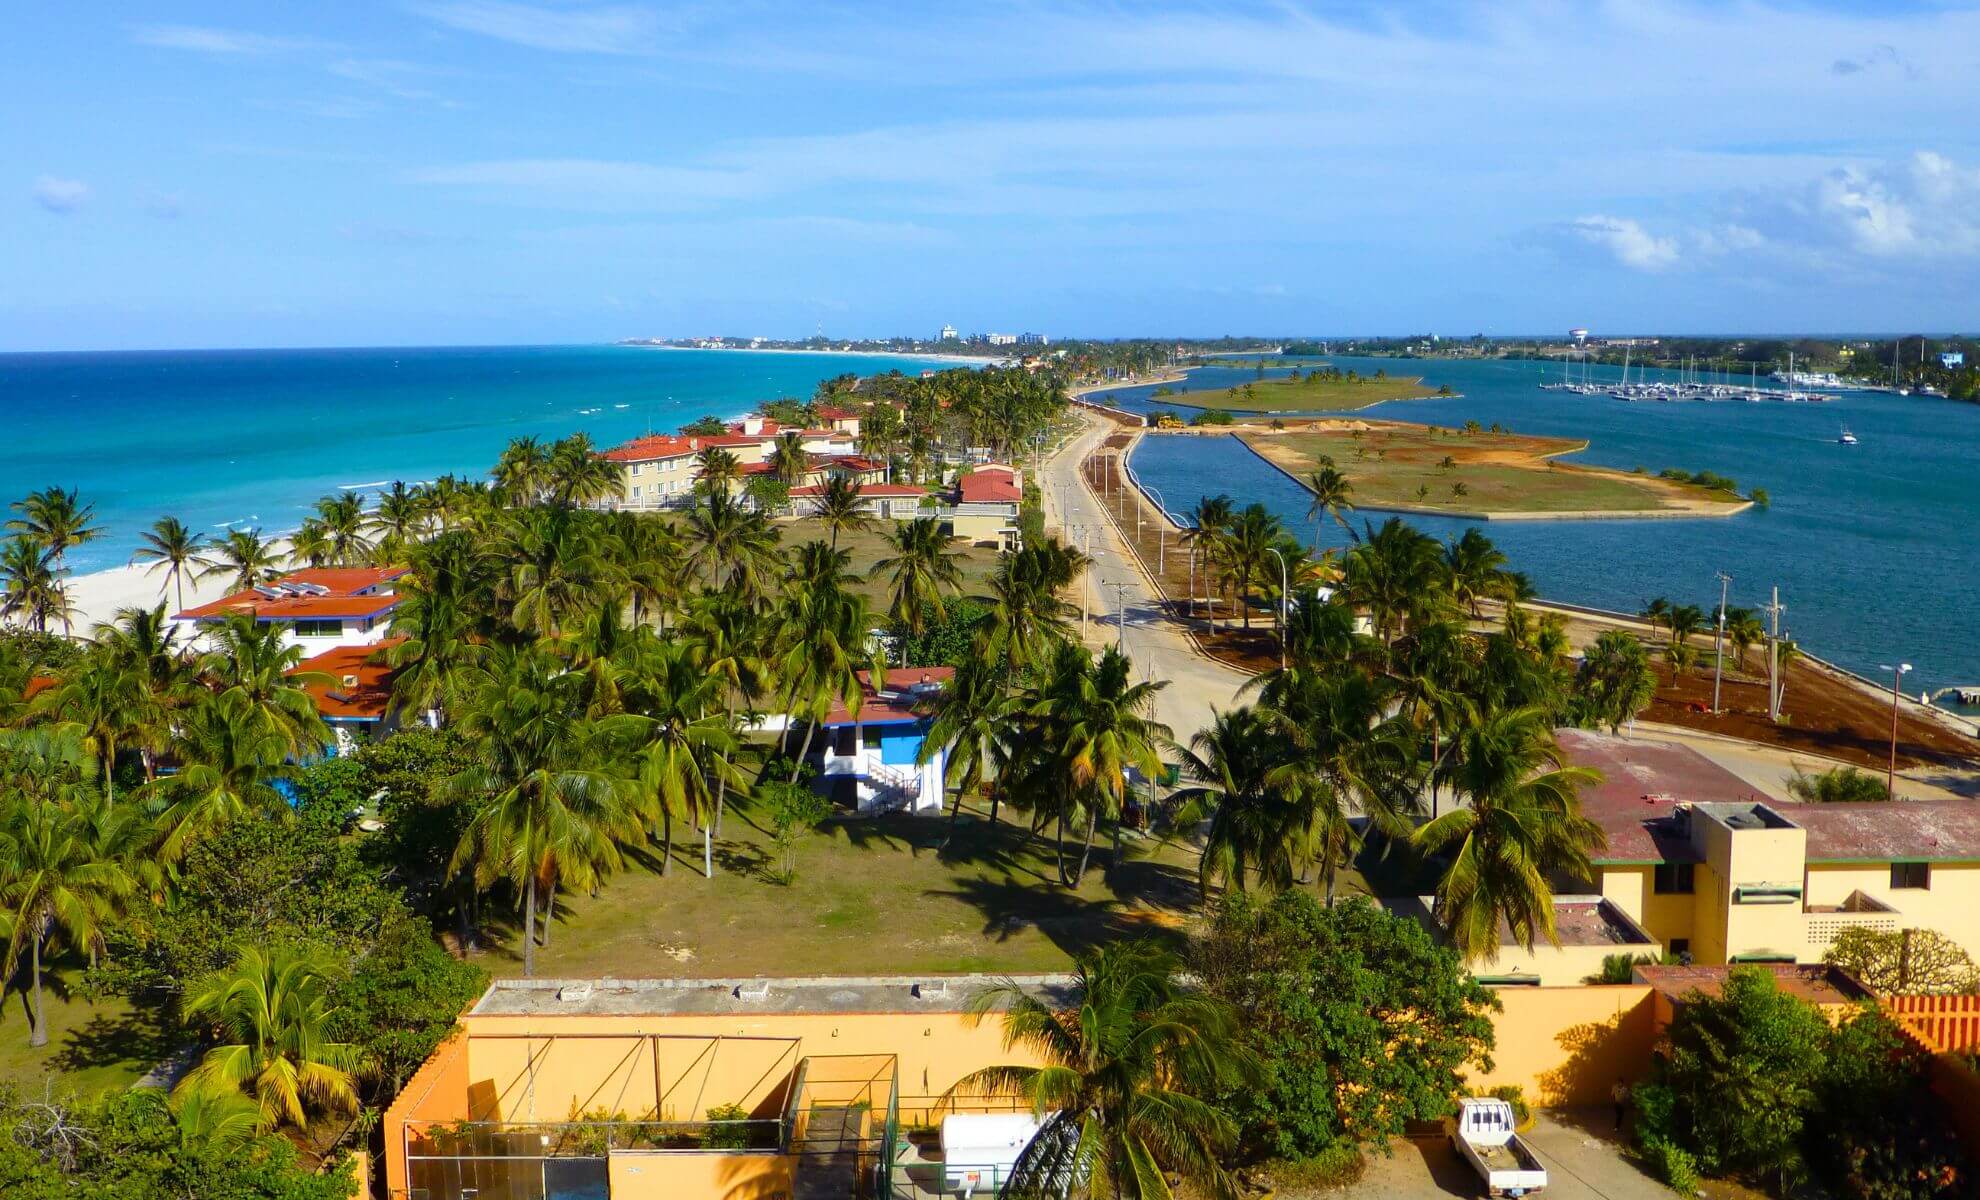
[622,343,1006,367]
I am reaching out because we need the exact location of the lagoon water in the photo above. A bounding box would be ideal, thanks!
[1111,356,1980,700]
[0,345,942,573]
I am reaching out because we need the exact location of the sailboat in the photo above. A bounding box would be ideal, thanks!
[1838,424,1858,445]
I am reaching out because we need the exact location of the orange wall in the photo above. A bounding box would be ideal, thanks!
[607,1150,794,1200]
[1469,985,1659,1106]
[382,1032,469,1199]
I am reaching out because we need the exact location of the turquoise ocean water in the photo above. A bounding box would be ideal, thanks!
[0,345,943,573]
[1104,355,1980,703]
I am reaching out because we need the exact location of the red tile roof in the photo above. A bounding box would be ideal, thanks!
[822,666,955,725]
[816,405,860,420]
[820,454,887,473]
[174,567,408,623]
[789,483,927,498]
[291,638,403,720]
[601,434,700,463]
[958,468,1022,504]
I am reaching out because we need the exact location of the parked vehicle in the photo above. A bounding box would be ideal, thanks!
[1449,1097,1547,1196]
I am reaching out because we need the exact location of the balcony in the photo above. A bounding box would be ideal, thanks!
[1805,890,1900,957]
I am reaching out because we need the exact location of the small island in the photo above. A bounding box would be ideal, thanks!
[1164,367,1442,412]
[1231,418,1752,519]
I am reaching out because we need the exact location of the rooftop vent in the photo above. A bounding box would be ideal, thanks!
[912,980,950,1000]
[557,983,594,1003]
[736,979,771,1002]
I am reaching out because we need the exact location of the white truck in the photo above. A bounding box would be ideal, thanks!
[1449,1097,1547,1197]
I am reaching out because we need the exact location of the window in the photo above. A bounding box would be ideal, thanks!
[290,619,342,638]
[1669,938,1691,961]
[862,726,884,749]
[631,485,642,498]
[1891,861,1931,890]
[631,462,643,475]
[1653,862,1695,894]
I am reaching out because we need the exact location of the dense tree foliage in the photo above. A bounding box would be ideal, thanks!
[1194,892,1496,1160]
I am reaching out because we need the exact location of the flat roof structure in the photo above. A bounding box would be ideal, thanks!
[173,567,407,623]
[1634,962,1872,1006]
[469,974,1076,1019]
[821,666,954,726]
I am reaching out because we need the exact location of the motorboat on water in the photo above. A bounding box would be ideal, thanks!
[1838,424,1858,445]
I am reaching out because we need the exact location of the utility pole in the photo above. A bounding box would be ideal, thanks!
[1711,571,1732,714]
[1112,582,1131,653]
[1764,587,1786,722]
[1267,548,1290,671]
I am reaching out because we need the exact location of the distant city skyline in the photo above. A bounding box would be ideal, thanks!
[7,2,1980,351]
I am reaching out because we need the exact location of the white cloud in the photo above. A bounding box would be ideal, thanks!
[132,25,321,55]
[1560,216,1680,271]
[413,2,673,54]
[31,176,90,214]
[1725,151,1980,263]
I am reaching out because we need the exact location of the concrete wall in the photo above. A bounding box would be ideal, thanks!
[462,1032,802,1123]
[1808,863,1980,961]
[1475,939,1657,988]
[1599,865,1700,952]
[1713,818,1807,960]
[383,1032,470,1199]
[1469,985,1659,1107]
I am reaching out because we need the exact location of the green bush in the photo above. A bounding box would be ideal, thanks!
[1262,1143,1366,1190]
[1488,1085,1531,1128]
[1190,409,1235,426]
[1641,1136,1701,1194]
[702,1103,754,1149]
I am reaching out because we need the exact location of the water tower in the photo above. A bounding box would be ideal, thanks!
[1570,328,1590,345]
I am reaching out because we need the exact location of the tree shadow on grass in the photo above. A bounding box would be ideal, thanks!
[925,877,1190,964]
[52,1002,181,1081]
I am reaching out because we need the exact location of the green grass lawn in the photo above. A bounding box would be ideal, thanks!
[471,795,1206,980]
[0,976,176,1099]
[778,516,1005,612]
[1171,374,1439,412]
[1241,427,1678,514]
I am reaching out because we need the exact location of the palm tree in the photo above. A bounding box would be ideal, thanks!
[1725,607,1765,672]
[1640,597,1671,638]
[129,517,207,611]
[811,474,870,550]
[608,633,746,878]
[1021,643,1170,885]
[174,944,361,1132]
[385,532,489,725]
[1218,504,1281,630]
[1665,604,1706,675]
[445,647,639,975]
[679,591,771,839]
[493,507,620,639]
[951,941,1248,1200]
[310,491,373,566]
[683,490,782,601]
[142,691,299,863]
[546,434,622,509]
[767,431,812,487]
[1341,517,1448,646]
[1305,466,1356,546]
[492,436,553,506]
[368,481,426,561]
[774,557,883,780]
[1179,495,1234,622]
[201,528,282,592]
[871,517,963,636]
[1443,528,1508,617]
[1176,706,1307,898]
[0,738,137,1047]
[95,604,198,766]
[30,652,151,802]
[1573,630,1657,733]
[0,537,67,633]
[7,488,100,615]
[918,656,1014,839]
[983,537,1086,672]
[692,446,743,499]
[1412,707,1605,960]
[201,613,332,757]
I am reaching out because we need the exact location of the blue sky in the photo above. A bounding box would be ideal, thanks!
[7,2,1980,350]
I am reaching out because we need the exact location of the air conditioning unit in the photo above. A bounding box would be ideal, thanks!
[913,980,950,1000]
[557,983,593,1003]
[736,979,771,1001]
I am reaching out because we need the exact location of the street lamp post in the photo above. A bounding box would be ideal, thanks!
[1112,582,1132,653]
[1881,662,1912,799]
[1266,547,1289,671]
[1711,570,1732,715]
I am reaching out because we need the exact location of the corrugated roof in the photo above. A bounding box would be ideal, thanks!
[821,666,955,725]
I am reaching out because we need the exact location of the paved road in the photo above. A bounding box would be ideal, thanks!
[1337,1111,1669,1200]
[1039,413,1251,745]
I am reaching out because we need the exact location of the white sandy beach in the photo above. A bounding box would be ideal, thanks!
[64,560,247,633]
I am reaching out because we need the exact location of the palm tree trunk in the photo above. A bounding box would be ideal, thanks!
[789,719,820,783]
[541,886,555,947]
[1055,815,1068,885]
[522,876,537,977]
[28,927,46,1048]
[703,825,712,879]
[661,808,673,877]
[1073,808,1099,885]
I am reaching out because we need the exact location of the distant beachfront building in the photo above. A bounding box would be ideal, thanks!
[172,567,407,652]
[1942,351,1965,368]
[938,324,958,341]
[985,333,1018,346]
[600,416,879,511]
[1017,332,1049,345]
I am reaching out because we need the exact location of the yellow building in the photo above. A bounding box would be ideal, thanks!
[1559,728,1980,967]
[384,973,1663,1200]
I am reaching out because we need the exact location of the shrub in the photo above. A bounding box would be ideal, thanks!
[1489,1085,1531,1129]
[1190,408,1235,426]
[1641,1136,1702,1194]
[702,1103,755,1149]
[1260,1143,1366,1190]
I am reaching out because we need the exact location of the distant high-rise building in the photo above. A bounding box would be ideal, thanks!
[1017,332,1049,345]
[986,333,1018,346]
[938,324,959,341]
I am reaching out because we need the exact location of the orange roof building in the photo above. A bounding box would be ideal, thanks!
[172,567,407,651]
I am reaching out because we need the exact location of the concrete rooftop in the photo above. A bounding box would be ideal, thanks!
[469,974,1078,1019]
